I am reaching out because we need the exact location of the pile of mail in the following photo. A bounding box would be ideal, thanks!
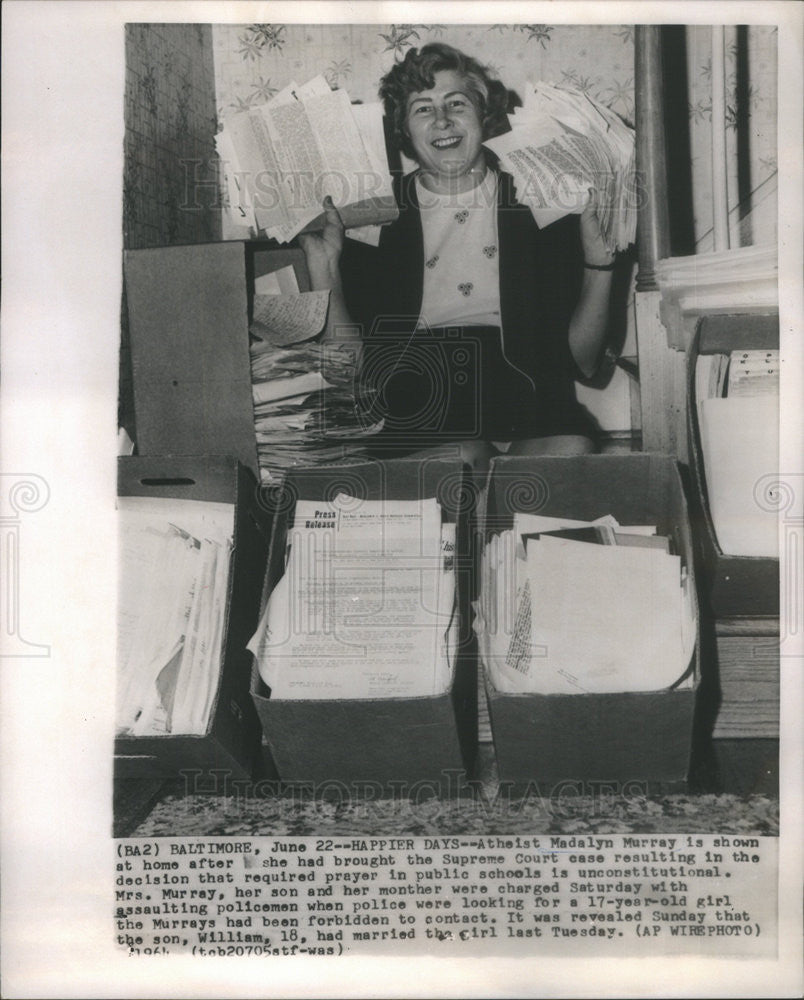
[475,512,696,695]
[251,339,382,481]
[248,262,382,482]
[116,497,234,736]
[248,494,457,699]
[484,82,636,253]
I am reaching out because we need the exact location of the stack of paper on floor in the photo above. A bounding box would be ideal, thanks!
[248,262,383,482]
[483,81,636,253]
[696,348,779,557]
[116,497,234,736]
[475,513,695,695]
[251,340,382,482]
[216,75,397,245]
[249,494,457,699]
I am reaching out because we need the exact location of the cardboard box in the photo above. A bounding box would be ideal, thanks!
[124,242,309,479]
[483,454,699,792]
[687,313,780,618]
[250,457,477,795]
[115,455,271,784]
[121,242,310,788]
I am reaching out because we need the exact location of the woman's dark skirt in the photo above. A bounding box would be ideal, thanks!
[359,325,596,454]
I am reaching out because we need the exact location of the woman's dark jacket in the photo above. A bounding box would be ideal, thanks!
[339,168,595,445]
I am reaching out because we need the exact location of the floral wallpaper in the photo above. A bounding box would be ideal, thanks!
[120,22,778,256]
[120,23,777,435]
[213,23,636,123]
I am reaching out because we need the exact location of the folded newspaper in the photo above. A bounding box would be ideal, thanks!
[484,82,637,253]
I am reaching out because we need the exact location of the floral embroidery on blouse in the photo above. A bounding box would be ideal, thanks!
[417,170,500,327]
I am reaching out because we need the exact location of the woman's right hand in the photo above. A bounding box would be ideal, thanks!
[297,196,345,290]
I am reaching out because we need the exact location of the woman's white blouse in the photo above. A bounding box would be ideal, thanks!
[416,169,502,329]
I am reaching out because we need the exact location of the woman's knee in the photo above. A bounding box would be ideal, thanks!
[402,438,496,470]
[457,439,497,469]
[507,435,596,456]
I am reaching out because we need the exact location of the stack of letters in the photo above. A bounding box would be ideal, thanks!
[655,245,778,341]
[248,262,382,483]
[475,512,696,694]
[251,338,382,482]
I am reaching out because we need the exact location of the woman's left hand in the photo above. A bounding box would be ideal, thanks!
[579,188,615,268]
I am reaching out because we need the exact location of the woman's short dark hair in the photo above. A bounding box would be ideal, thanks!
[379,43,511,160]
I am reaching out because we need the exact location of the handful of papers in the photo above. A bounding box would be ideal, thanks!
[475,512,696,695]
[116,498,234,736]
[216,75,398,243]
[248,495,458,700]
[483,82,636,253]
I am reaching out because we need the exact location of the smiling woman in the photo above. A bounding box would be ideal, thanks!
[299,43,618,467]
[404,70,487,190]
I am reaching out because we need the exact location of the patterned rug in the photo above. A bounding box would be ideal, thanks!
[130,747,778,838]
[132,788,778,838]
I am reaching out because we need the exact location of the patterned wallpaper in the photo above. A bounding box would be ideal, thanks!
[213,23,636,123]
[211,23,639,434]
[123,21,778,256]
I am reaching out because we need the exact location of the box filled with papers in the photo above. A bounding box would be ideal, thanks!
[115,456,271,782]
[687,312,780,618]
[249,458,477,794]
[478,454,699,791]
